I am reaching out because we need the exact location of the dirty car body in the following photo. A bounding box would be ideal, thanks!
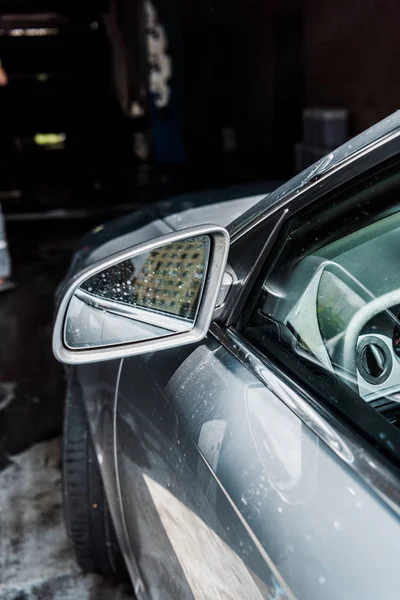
[56,113,400,599]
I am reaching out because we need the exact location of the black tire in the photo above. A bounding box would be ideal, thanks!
[62,371,127,579]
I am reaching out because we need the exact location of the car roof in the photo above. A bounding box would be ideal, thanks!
[228,111,400,241]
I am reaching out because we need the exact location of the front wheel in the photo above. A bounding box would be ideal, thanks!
[62,372,127,578]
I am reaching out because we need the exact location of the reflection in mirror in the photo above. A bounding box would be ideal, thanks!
[65,236,210,349]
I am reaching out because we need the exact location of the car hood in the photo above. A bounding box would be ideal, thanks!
[60,182,280,288]
[81,191,269,268]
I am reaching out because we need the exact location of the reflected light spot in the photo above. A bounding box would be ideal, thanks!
[9,27,58,36]
[34,133,66,146]
[143,473,272,599]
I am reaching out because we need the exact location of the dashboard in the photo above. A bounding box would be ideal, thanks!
[291,261,400,405]
[265,212,400,409]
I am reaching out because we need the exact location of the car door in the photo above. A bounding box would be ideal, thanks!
[115,318,293,599]
[229,154,400,599]
[116,315,400,600]
[115,123,400,599]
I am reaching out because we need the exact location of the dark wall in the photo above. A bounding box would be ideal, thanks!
[230,0,276,179]
[180,0,305,183]
[305,0,400,135]
[180,0,399,183]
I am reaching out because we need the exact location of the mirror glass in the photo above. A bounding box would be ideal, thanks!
[64,235,210,349]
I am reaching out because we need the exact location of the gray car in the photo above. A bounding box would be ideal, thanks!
[54,112,400,600]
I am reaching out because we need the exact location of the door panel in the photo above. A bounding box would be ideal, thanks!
[116,342,290,599]
[116,356,194,599]
[166,342,400,600]
[117,335,400,600]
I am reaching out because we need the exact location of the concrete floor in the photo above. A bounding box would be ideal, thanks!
[0,218,134,599]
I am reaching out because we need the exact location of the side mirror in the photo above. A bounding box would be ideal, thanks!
[53,225,229,364]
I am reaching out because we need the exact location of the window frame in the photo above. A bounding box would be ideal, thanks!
[233,156,400,499]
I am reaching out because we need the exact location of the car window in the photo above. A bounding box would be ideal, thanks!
[241,161,400,466]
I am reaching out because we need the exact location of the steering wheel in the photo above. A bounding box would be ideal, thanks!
[341,289,400,388]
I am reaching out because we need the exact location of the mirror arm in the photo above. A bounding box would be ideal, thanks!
[213,266,237,320]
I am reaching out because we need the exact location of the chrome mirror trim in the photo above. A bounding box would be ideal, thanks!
[53,225,229,364]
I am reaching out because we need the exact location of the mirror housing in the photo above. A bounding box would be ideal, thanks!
[53,225,229,364]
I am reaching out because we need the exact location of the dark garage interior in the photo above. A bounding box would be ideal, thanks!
[0,0,400,597]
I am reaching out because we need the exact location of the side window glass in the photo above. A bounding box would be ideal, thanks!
[242,165,400,460]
